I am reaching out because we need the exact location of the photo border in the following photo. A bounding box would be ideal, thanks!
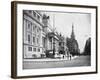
[11,1,98,78]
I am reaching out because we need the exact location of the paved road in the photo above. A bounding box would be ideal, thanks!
[23,55,91,69]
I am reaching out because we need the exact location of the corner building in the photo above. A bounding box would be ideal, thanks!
[23,10,54,58]
[23,10,44,58]
[23,10,68,59]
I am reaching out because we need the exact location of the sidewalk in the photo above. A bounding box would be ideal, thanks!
[23,56,78,62]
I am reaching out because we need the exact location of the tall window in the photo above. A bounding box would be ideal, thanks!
[33,11,36,17]
[32,24,37,33]
[33,37,35,43]
[28,47,32,51]
[37,28,39,33]
[33,25,35,31]
[35,25,37,33]
[37,38,39,44]
[28,23,30,29]
[37,15,40,21]
[42,37,46,48]
[28,34,30,43]
[33,48,36,52]
[38,48,40,52]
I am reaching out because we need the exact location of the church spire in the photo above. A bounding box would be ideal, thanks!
[71,23,75,39]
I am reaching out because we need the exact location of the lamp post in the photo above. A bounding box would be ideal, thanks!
[53,34,55,56]
[52,14,56,58]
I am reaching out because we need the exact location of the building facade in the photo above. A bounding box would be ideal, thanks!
[23,10,68,59]
[23,10,45,58]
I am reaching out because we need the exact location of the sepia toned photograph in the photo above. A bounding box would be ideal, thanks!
[11,1,97,78]
[23,10,91,69]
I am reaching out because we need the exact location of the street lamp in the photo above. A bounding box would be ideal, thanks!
[52,14,56,58]
[53,35,55,56]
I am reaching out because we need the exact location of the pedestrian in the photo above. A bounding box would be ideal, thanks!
[63,55,64,59]
[70,55,71,60]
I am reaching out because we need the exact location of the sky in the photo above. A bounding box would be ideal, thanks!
[41,11,91,52]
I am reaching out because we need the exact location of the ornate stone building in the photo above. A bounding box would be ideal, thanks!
[23,10,69,59]
[23,10,44,58]
[23,10,65,58]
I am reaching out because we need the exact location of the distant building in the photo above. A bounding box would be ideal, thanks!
[66,24,80,56]
[58,34,66,54]
[84,37,91,55]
